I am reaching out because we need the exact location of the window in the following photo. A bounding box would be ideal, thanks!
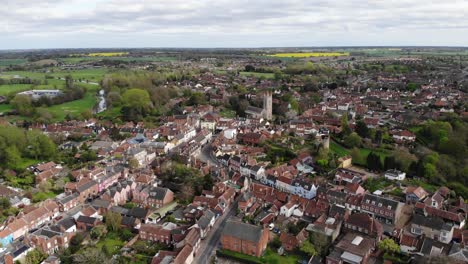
[387,205,392,210]
[378,203,382,207]
[372,201,375,205]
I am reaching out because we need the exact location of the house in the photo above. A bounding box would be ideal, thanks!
[326,233,376,264]
[360,194,403,225]
[410,214,454,244]
[384,169,406,181]
[173,244,194,264]
[279,231,308,251]
[392,130,416,142]
[221,219,269,257]
[27,227,74,255]
[239,132,266,145]
[76,216,100,231]
[57,193,79,212]
[307,214,342,243]
[133,186,174,208]
[344,213,383,240]
[280,201,298,218]
[335,169,365,184]
[405,186,428,204]
[195,210,216,239]
[139,223,177,244]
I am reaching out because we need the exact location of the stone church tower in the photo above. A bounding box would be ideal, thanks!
[263,91,272,120]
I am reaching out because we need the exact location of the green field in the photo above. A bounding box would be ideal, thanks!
[0,58,28,67]
[0,84,32,95]
[61,56,177,64]
[47,87,98,121]
[330,140,390,165]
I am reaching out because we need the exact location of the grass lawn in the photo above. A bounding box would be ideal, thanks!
[220,108,236,118]
[262,249,301,264]
[0,104,13,113]
[47,87,98,121]
[330,141,350,157]
[0,84,32,95]
[18,158,41,169]
[96,237,125,255]
[239,71,275,79]
[97,106,122,120]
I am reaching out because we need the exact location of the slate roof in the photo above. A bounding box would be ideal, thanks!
[149,187,169,200]
[222,219,264,243]
[77,215,98,224]
[411,214,452,231]
[363,194,399,210]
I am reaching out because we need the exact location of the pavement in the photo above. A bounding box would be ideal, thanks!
[199,142,220,166]
[193,200,239,264]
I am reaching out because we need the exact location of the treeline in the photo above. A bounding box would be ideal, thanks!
[100,70,196,121]
[0,126,56,170]
[0,78,42,86]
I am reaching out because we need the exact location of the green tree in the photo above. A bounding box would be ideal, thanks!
[11,94,34,116]
[5,146,21,170]
[367,152,382,171]
[343,132,362,148]
[378,238,400,255]
[355,120,369,138]
[300,240,317,257]
[105,211,122,232]
[24,249,47,264]
[73,248,110,264]
[128,158,139,169]
[90,225,107,239]
[341,114,351,136]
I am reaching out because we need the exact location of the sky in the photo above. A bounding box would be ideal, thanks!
[1,0,468,49]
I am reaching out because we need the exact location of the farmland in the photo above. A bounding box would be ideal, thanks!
[88,52,129,57]
[268,52,350,58]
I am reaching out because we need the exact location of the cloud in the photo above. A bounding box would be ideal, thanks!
[1,0,468,48]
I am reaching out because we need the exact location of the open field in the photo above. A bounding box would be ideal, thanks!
[268,52,350,58]
[0,84,32,95]
[0,58,28,67]
[47,87,98,121]
[88,52,129,57]
[61,56,178,64]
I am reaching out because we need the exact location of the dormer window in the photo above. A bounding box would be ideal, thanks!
[378,203,382,207]
[372,201,375,205]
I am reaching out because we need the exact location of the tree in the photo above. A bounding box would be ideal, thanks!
[367,152,382,171]
[343,132,362,148]
[90,225,107,239]
[5,146,21,170]
[128,158,139,170]
[81,109,93,120]
[350,147,364,164]
[355,120,369,138]
[73,248,110,264]
[70,233,84,253]
[11,94,34,116]
[378,238,400,255]
[341,114,351,136]
[121,88,152,120]
[384,156,397,170]
[24,249,47,264]
[300,240,317,257]
[105,211,122,232]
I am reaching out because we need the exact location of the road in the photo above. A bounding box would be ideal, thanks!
[194,200,238,264]
[198,142,220,166]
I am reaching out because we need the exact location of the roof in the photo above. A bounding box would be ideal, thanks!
[222,219,265,243]
[412,214,452,231]
[76,215,98,224]
[149,187,170,200]
[363,194,399,210]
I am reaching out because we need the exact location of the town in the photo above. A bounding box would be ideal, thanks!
[0,47,466,264]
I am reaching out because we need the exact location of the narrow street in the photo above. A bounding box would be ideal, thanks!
[193,200,238,264]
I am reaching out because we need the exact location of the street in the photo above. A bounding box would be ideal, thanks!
[193,200,238,264]
[199,142,220,166]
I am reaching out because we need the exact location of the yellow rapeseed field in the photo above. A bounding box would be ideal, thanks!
[87,52,129,57]
[268,52,349,58]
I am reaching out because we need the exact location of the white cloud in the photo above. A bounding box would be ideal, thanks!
[1,0,467,48]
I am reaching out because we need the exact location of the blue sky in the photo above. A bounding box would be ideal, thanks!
[1,0,468,49]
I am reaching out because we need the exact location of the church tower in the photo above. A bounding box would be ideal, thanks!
[263,91,272,120]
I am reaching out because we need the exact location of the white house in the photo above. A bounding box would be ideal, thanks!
[384,169,406,181]
[280,202,298,218]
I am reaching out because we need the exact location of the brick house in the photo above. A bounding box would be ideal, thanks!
[133,186,174,208]
[360,194,403,225]
[326,233,376,264]
[28,227,74,255]
[344,213,383,240]
[57,193,79,212]
[220,219,269,257]
[76,216,100,231]
[139,223,177,244]
[239,132,266,145]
